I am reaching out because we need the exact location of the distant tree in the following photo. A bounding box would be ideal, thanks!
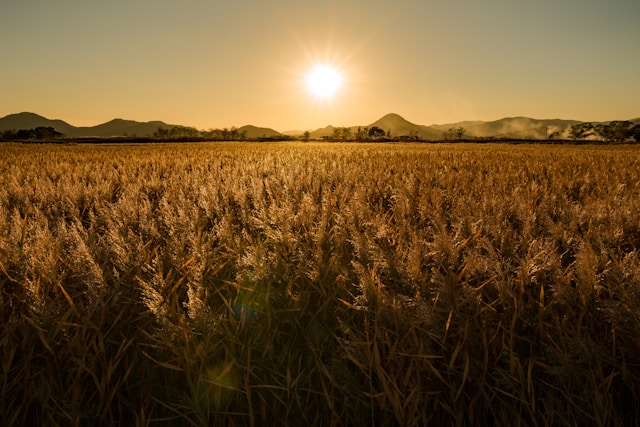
[593,124,609,142]
[631,124,640,143]
[166,126,199,140]
[569,122,593,141]
[33,127,63,139]
[548,131,561,140]
[2,127,63,140]
[607,121,634,143]
[594,121,633,143]
[368,126,385,141]
[15,129,32,139]
[216,127,244,140]
[154,127,170,140]
[453,127,467,140]
[355,127,370,141]
[200,129,215,140]
[443,127,466,141]
[332,127,351,141]
[302,130,310,142]
[1,130,17,141]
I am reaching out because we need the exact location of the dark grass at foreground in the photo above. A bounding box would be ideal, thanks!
[1,142,639,426]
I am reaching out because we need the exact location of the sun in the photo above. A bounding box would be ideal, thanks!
[305,64,343,100]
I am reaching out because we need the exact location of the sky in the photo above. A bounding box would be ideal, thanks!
[1,0,638,131]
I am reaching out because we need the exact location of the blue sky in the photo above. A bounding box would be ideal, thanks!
[1,0,638,130]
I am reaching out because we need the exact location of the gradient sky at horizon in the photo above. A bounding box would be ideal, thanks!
[1,0,638,131]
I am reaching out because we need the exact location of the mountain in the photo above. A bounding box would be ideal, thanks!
[237,125,282,139]
[308,114,443,140]
[305,114,640,141]
[3,111,638,141]
[309,125,337,140]
[368,113,442,140]
[0,112,175,138]
[429,116,640,139]
[1,112,280,139]
[77,119,174,138]
[0,112,78,136]
[440,117,582,139]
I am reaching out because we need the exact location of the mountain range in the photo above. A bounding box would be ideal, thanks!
[1,112,638,140]
[0,113,178,139]
[0,113,282,140]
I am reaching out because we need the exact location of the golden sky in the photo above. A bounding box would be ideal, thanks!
[1,0,638,131]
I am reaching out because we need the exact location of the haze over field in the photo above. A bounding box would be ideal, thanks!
[1,0,638,131]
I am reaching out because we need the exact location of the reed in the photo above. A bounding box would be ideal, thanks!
[1,142,639,426]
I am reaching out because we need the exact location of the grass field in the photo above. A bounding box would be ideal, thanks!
[1,142,639,426]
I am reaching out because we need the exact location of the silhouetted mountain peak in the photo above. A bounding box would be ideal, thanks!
[237,125,281,138]
[374,113,414,124]
[368,113,441,139]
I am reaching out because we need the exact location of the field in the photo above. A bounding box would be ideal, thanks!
[1,142,639,426]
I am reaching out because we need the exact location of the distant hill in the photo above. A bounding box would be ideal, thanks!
[0,112,78,136]
[309,125,337,140]
[2,111,638,141]
[429,116,640,139]
[305,113,589,141]
[431,117,583,139]
[368,113,442,140]
[308,114,442,140]
[237,125,282,139]
[0,112,176,138]
[0,112,281,140]
[78,119,175,138]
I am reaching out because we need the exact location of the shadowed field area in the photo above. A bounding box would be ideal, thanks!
[1,142,639,426]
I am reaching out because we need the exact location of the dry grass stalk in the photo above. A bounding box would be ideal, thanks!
[1,142,639,425]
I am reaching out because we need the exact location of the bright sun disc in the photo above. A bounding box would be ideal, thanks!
[305,65,343,100]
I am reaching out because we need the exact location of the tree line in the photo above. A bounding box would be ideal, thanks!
[324,126,393,142]
[569,121,640,143]
[153,126,247,141]
[1,127,64,141]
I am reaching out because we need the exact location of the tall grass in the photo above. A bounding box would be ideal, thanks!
[1,142,639,426]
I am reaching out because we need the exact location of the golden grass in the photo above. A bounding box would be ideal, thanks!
[1,142,639,426]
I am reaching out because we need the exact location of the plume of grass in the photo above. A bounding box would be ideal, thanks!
[1,142,639,425]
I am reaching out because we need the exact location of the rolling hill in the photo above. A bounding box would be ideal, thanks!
[368,113,442,140]
[309,125,337,140]
[431,117,582,139]
[0,112,282,139]
[0,112,78,136]
[304,114,597,140]
[237,125,282,139]
[308,114,442,140]
[0,112,176,138]
[2,111,638,141]
[80,119,176,138]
